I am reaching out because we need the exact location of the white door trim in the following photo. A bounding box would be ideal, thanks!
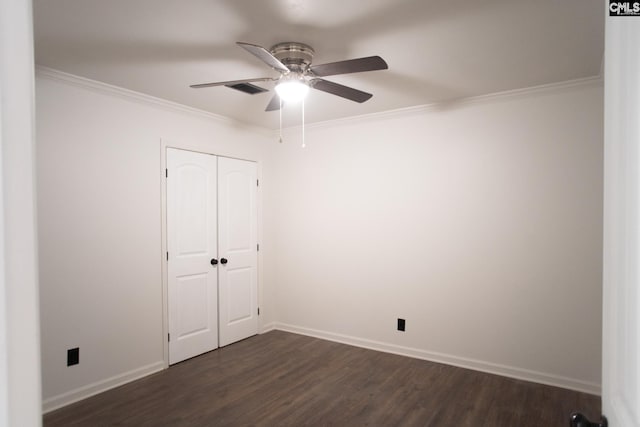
[602,12,640,427]
[159,139,263,368]
[1,0,43,422]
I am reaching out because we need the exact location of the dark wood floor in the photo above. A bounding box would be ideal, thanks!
[44,330,600,426]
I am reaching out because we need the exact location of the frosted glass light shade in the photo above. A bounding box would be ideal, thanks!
[275,80,309,103]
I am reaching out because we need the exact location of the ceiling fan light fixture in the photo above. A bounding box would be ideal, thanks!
[275,78,309,103]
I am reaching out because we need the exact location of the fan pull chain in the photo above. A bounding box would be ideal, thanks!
[278,96,283,143]
[301,97,306,148]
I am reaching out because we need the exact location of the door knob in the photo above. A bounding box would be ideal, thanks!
[210,258,218,266]
[220,258,228,265]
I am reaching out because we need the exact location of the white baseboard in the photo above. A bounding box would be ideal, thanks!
[44,323,276,413]
[42,361,165,414]
[273,322,601,395]
[42,324,600,414]
[260,321,277,333]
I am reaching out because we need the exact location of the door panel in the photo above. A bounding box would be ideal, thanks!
[176,274,210,336]
[167,148,218,364]
[227,268,253,322]
[176,167,209,255]
[218,157,258,347]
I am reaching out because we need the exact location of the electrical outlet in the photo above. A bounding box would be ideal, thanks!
[397,318,406,332]
[67,348,79,366]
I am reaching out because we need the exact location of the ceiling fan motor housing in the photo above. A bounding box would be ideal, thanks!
[270,42,314,73]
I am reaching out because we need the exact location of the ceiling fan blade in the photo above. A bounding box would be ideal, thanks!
[190,77,275,89]
[310,56,388,77]
[237,42,290,73]
[265,94,283,111]
[310,79,373,103]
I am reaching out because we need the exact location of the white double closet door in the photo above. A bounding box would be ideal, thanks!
[167,148,258,365]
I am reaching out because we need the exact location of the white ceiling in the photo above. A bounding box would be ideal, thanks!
[34,0,604,129]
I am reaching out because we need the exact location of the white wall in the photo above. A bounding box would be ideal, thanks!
[273,80,603,393]
[0,0,42,425]
[37,68,603,411]
[36,71,277,410]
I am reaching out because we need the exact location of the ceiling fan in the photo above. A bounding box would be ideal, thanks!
[190,42,388,111]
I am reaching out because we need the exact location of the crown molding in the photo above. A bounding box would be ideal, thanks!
[290,75,604,133]
[35,65,273,136]
[36,66,602,138]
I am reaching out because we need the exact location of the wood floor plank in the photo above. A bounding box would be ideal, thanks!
[43,331,600,426]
